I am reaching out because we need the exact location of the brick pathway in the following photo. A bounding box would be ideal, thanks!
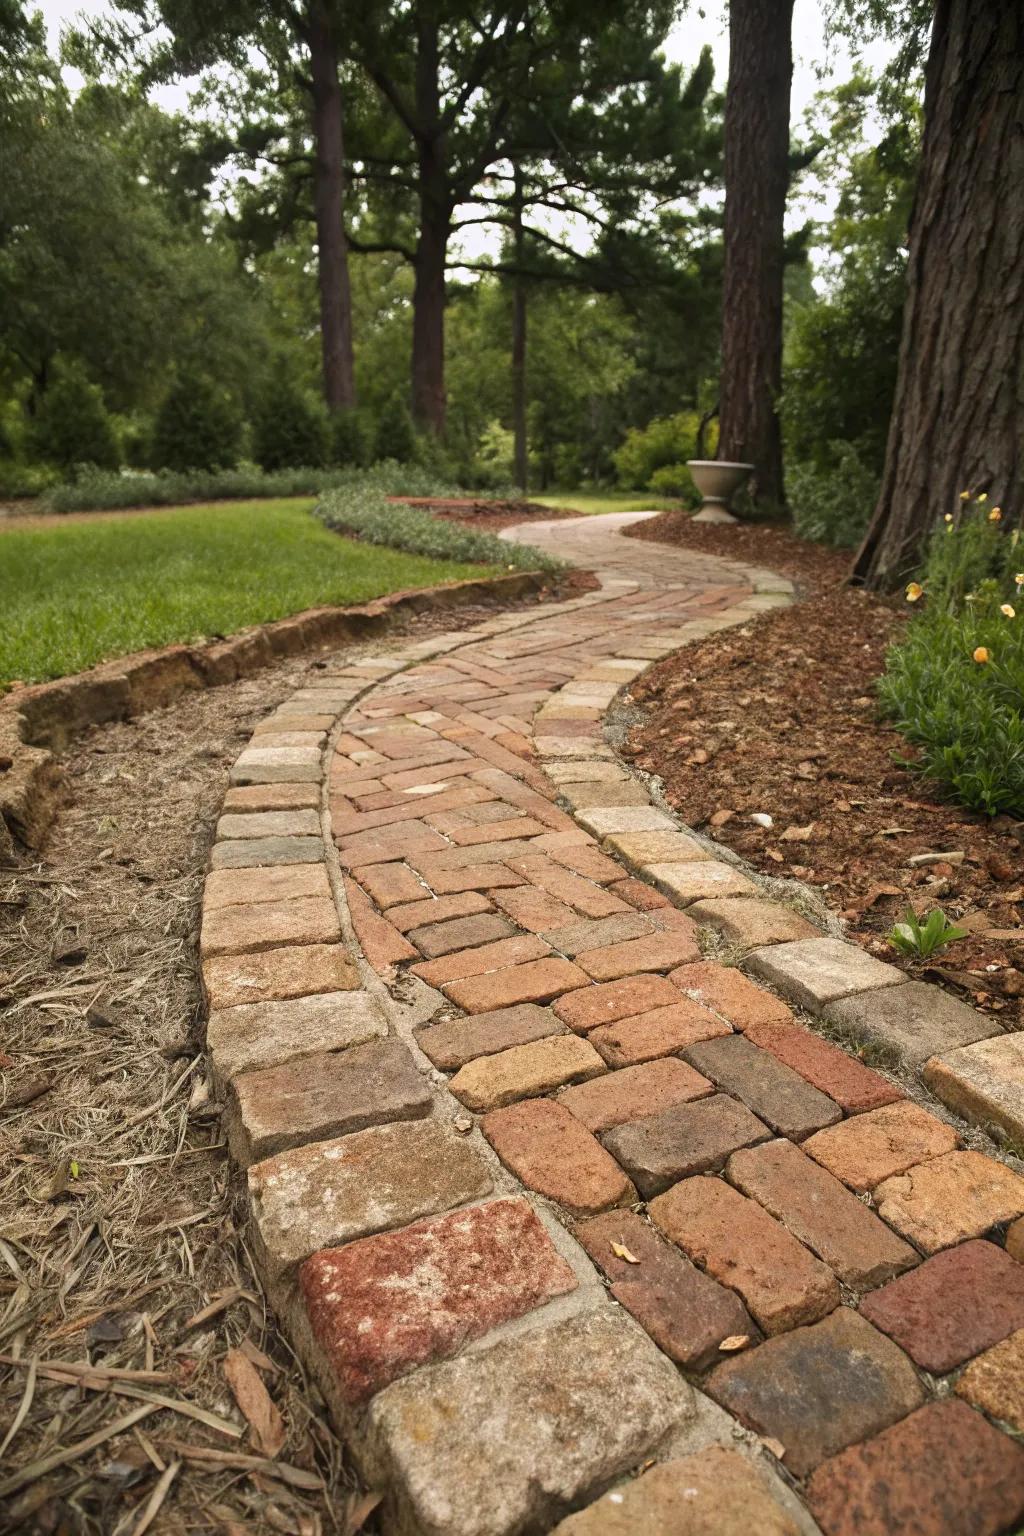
[201,514,1024,1536]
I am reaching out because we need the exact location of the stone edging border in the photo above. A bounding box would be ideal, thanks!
[0,569,547,856]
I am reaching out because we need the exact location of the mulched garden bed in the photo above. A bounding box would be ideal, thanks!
[625,510,1023,1028]
[391,494,580,537]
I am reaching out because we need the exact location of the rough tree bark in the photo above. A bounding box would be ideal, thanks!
[718,0,794,511]
[852,0,1024,588]
[411,8,450,436]
[308,0,356,413]
[511,165,528,491]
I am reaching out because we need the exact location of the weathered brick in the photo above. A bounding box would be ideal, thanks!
[542,911,656,955]
[646,860,760,906]
[649,1176,840,1334]
[822,980,1002,1068]
[802,1101,959,1192]
[211,835,324,869]
[545,842,628,884]
[602,1094,770,1198]
[386,889,492,931]
[688,898,819,948]
[204,863,331,911]
[200,895,341,959]
[216,809,321,841]
[707,1307,925,1478]
[364,1309,696,1536]
[506,854,629,916]
[575,1210,758,1371]
[1008,1216,1024,1263]
[414,1004,565,1070]
[412,933,550,987]
[230,746,321,784]
[742,1018,902,1114]
[350,861,428,909]
[601,830,714,865]
[444,955,589,1013]
[417,861,526,894]
[336,820,449,867]
[956,1327,1024,1434]
[685,1034,841,1140]
[923,1033,1024,1141]
[576,929,701,982]
[550,1448,804,1536]
[202,942,358,1010]
[449,1034,606,1111]
[726,1139,917,1289]
[444,815,546,844]
[873,1150,1024,1253]
[860,1239,1024,1372]
[343,877,419,970]
[248,1119,493,1282]
[743,937,904,1009]
[482,1097,635,1216]
[560,1057,712,1133]
[670,961,794,1030]
[489,885,579,932]
[576,806,678,838]
[207,990,385,1090]
[299,1198,577,1404]
[405,910,517,958]
[559,781,651,808]
[807,1400,1024,1536]
[226,1038,432,1165]
[606,877,671,911]
[553,974,681,1032]
[223,781,321,812]
[590,1003,732,1067]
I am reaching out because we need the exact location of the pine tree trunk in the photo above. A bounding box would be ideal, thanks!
[411,9,448,436]
[308,1,356,413]
[852,0,1024,589]
[718,0,794,511]
[511,166,528,492]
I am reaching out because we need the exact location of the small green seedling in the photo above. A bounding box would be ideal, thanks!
[887,907,968,959]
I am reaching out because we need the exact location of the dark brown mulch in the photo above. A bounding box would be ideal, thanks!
[624,507,852,594]
[626,536,1024,1027]
[390,495,579,537]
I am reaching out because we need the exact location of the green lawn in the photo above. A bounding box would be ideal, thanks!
[0,498,496,686]
[530,491,681,515]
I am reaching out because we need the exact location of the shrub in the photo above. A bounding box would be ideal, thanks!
[879,499,1024,817]
[151,372,243,472]
[0,460,59,499]
[332,409,371,468]
[787,441,880,549]
[648,463,691,498]
[373,394,417,464]
[29,363,119,473]
[613,412,713,491]
[252,380,330,470]
[317,486,565,576]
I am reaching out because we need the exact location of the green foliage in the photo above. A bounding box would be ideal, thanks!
[332,409,371,468]
[786,441,880,549]
[0,459,59,498]
[28,362,119,472]
[252,378,330,470]
[0,498,496,686]
[647,464,691,499]
[887,907,968,959]
[612,412,711,491]
[151,373,243,472]
[879,504,1024,817]
[317,489,565,576]
[373,393,417,465]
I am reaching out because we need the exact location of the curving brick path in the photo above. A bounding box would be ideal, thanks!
[201,514,1024,1536]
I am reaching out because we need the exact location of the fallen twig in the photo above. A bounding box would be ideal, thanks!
[0,1402,160,1499]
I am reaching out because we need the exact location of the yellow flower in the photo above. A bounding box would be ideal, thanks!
[1015,573,1024,587]
[905,582,924,602]
[978,493,988,503]
[944,513,954,523]
[989,507,1002,522]
[959,490,972,500]
[1001,604,1016,618]
[973,646,990,663]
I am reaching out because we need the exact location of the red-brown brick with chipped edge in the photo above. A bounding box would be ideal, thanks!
[417,862,527,894]
[590,1003,733,1067]
[386,890,493,932]
[506,855,629,917]
[669,962,795,1029]
[608,877,672,911]
[490,886,579,932]
[559,1057,713,1133]
[445,956,591,1014]
[482,1098,635,1216]
[576,929,701,982]
[411,933,550,987]
[743,1018,903,1114]
[553,974,683,1033]
[343,878,418,969]
[350,862,427,909]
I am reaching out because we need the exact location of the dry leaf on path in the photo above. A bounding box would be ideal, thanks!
[761,1437,786,1459]
[224,1347,285,1458]
[610,1241,640,1264]
[718,1335,750,1352]
[779,823,815,843]
[345,1492,383,1534]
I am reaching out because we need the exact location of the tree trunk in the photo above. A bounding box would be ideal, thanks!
[718,0,794,512]
[308,0,356,413]
[852,0,1024,588]
[511,165,528,492]
[411,9,448,436]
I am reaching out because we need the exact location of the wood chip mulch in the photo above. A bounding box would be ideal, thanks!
[624,510,1024,1027]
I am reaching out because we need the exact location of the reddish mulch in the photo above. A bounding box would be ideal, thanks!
[625,506,851,594]
[627,516,1023,1026]
[390,495,579,536]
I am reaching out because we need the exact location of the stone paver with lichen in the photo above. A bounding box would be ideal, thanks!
[201,513,1024,1536]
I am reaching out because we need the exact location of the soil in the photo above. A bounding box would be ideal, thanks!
[625,511,1024,1027]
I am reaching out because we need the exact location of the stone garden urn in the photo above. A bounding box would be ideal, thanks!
[686,459,754,523]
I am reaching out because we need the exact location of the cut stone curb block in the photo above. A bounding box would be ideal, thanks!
[575,806,678,837]
[299,1197,578,1405]
[684,1034,842,1140]
[602,830,714,865]
[207,990,386,1091]
[443,956,590,1014]
[743,938,904,1010]
[405,911,517,959]
[923,1033,1024,1140]
[601,1093,770,1198]
[482,1097,636,1216]
[806,1399,1024,1536]
[211,835,324,870]
[688,898,819,948]
[559,782,653,809]
[821,980,1003,1069]
[575,1209,759,1371]
[725,1139,918,1289]
[216,809,321,841]
[955,1326,1024,1434]
[226,1039,432,1166]
[872,1150,1024,1253]
[202,942,358,1011]
[449,1034,606,1112]
[590,1003,732,1067]
[364,1308,696,1536]
[575,929,701,982]
[248,1119,493,1283]
[553,974,682,1032]
[204,863,331,911]
[859,1239,1024,1373]
[223,782,320,812]
[230,747,322,784]
[559,1057,713,1133]
[645,860,759,905]
[413,1004,565,1071]
[200,895,341,958]
[802,1101,959,1192]
[669,961,794,1030]
[706,1307,925,1478]
[649,1176,840,1335]
[742,1018,902,1115]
